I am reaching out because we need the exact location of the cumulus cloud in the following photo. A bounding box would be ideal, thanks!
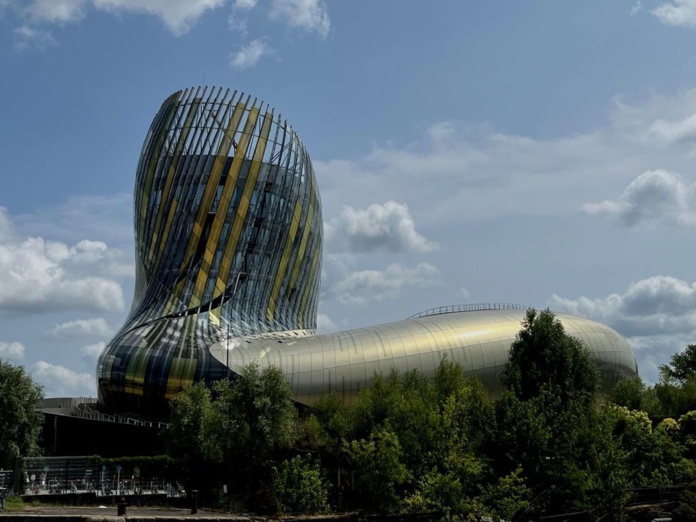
[13,0,331,45]
[648,112,696,143]
[316,312,337,333]
[551,276,696,336]
[582,170,696,228]
[326,261,441,305]
[550,276,696,382]
[234,0,257,8]
[48,318,113,339]
[24,0,87,23]
[230,38,272,69]
[91,0,226,35]
[0,207,125,314]
[314,89,696,228]
[15,193,133,249]
[228,0,257,31]
[269,0,329,37]
[0,341,25,360]
[325,201,438,254]
[80,342,105,366]
[653,0,696,26]
[30,361,95,397]
[13,24,56,51]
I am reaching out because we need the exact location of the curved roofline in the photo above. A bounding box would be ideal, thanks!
[407,303,530,320]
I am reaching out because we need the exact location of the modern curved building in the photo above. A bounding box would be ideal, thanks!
[97,87,638,416]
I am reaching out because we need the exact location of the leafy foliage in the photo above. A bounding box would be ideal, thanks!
[0,360,43,468]
[162,323,696,519]
[504,308,599,408]
[274,455,329,513]
[661,344,696,384]
[345,427,409,512]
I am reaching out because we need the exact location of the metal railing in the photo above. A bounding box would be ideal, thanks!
[37,397,168,429]
[22,457,182,498]
[72,402,168,429]
[407,303,529,320]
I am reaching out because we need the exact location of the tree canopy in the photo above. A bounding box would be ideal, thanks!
[660,344,696,384]
[504,308,599,407]
[0,360,44,468]
[162,316,696,519]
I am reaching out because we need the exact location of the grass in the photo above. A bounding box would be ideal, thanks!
[4,495,25,512]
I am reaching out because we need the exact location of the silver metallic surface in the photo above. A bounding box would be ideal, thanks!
[210,308,638,405]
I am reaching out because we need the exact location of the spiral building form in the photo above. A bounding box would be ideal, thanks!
[97,87,322,415]
[97,87,638,416]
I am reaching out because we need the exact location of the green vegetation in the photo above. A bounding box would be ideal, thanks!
[160,309,696,518]
[0,360,43,469]
[3,495,25,512]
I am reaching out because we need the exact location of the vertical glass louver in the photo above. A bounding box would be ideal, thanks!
[97,87,323,416]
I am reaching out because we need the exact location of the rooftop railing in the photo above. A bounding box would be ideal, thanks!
[407,303,529,320]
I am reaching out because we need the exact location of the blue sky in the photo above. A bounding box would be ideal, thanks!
[2,0,696,396]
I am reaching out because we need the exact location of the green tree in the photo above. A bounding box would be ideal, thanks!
[208,363,299,512]
[164,382,217,461]
[163,382,222,501]
[0,361,43,469]
[504,308,599,408]
[166,363,299,512]
[661,344,696,383]
[613,376,645,411]
[209,363,298,463]
[345,427,409,512]
[274,455,330,513]
[473,467,531,521]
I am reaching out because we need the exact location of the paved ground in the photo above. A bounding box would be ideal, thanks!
[0,506,254,520]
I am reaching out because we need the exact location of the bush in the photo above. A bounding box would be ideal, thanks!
[274,455,329,514]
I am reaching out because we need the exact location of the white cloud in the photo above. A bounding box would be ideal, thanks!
[13,24,56,51]
[550,276,696,382]
[0,341,25,360]
[648,112,696,143]
[80,342,105,366]
[48,318,113,339]
[653,0,696,26]
[16,193,133,249]
[230,38,272,69]
[326,262,441,305]
[460,286,472,300]
[11,0,332,50]
[314,89,696,229]
[316,312,337,333]
[91,0,226,35]
[0,207,125,314]
[233,0,257,9]
[325,201,438,254]
[24,0,87,23]
[269,0,329,37]
[551,276,696,336]
[228,0,256,31]
[16,0,227,36]
[31,361,95,397]
[582,170,696,228]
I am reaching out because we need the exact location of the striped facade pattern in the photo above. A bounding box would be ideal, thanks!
[98,87,638,416]
[97,87,323,415]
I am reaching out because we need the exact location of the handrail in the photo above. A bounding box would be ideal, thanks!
[407,303,529,320]
[72,400,168,429]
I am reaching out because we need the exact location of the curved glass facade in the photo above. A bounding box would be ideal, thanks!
[97,87,322,415]
[98,87,638,415]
